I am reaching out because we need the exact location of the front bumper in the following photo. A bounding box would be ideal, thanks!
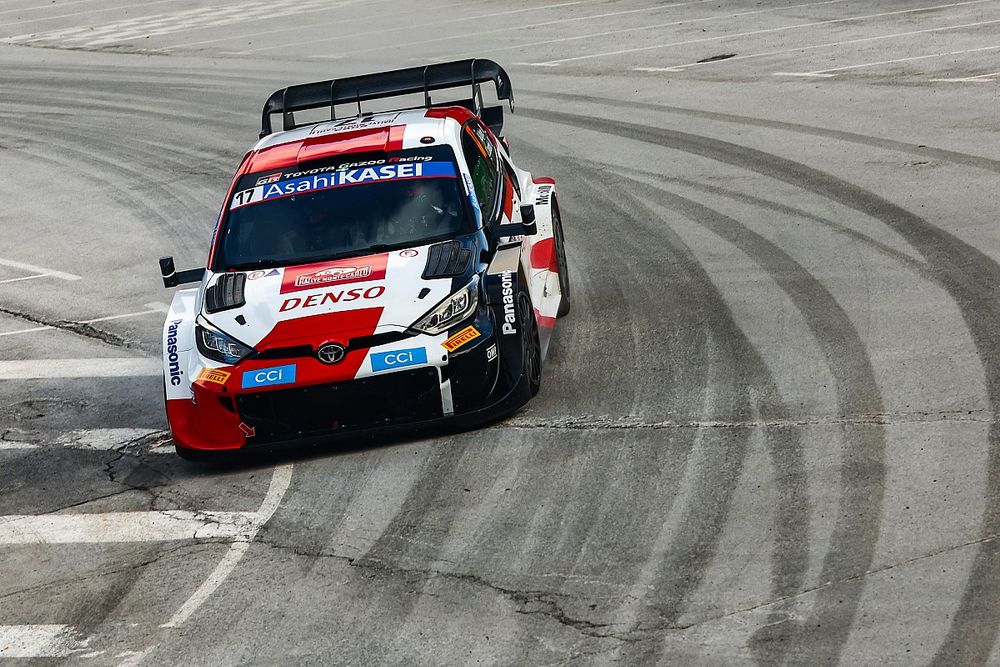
[166,312,528,452]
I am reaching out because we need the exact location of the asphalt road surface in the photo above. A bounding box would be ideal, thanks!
[2,0,1000,664]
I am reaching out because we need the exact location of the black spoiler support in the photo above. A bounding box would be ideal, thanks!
[259,58,514,139]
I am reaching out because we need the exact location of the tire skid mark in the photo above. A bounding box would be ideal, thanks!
[595,182,794,663]
[466,161,709,660]
[346,154,659,658]
[344,441,501,656]
[1,117,226,258]
[518,140,644,417]
[529,165,702,572]
[522,89,1000,175]
[617,166,936,282]
[0,129,193,260]
[0,92,244,131]
[519,106,1000,664]
[623,174,886,665]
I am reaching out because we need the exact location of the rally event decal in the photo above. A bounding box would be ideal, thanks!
[280,254,388,294]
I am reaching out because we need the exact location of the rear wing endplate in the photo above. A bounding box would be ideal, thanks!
[259,58,514,139]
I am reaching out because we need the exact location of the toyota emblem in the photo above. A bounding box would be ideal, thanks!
[316,343,346,364]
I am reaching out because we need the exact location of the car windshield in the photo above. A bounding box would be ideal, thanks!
[214,147,472,271]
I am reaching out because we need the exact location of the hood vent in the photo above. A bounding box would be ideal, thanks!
[422,241,471,279]
[205,272,246,313]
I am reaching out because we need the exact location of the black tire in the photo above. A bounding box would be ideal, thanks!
[518,288,542,396]
[552,203,571,317]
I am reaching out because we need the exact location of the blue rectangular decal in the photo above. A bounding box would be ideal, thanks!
[241,364,296,389]
[370,347,427,373]
[231,161,457,210]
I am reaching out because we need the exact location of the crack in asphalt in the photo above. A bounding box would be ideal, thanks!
[648,530,1000,635]
[506,410,992,431]
[253,527,1000,645]
[0,542,212,603]
[102,431,173,485]
[254,539,630,641]
[0,305,136,349]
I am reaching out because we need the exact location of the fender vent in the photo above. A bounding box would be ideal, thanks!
[422,241,471,279]
[205,273,246,313]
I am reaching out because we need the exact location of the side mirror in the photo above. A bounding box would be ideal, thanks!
[159,255,206,289]
[159,256,178,288]
[519,204,537,236]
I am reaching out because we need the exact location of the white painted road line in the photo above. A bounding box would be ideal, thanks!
[0,625,83,658]
[931,69,1000,81]
[0,273,52,285]
[0,358,161,379]
[0,429,170,454]
[349,0,715,57]
[0,0,107,17]
[530,0,995,65]
[774,72,837,78]
[174,0,483,49]
[501,0,853,58]
[0,441,38,450]
[57,428,162,450]
[776,43,1000,77]
[240,0,601,54]
[0,302,168,337]
[81,302,169,324]
[0,257,80,281]
[0,0,179,29]
[653,18,1000,72]
[162,463,294,628]
[0,511,257,544]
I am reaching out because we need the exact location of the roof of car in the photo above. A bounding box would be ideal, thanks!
[240,106,478,176]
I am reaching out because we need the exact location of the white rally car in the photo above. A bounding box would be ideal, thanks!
[158,59,569,458]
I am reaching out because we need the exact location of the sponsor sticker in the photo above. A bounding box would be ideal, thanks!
[279,285,385,312]
[399,249,419,258]
[463,172,481,226]
[371,347,427,373]
[241,364,296,389]
[230,161,457,210]
[486,343,498,362]
[166,319,183,386]
[535,185,553,206]
[308,114,399,136]
[247,268,279,280]
[501,271,517,335]
[197,368,231,385]
[255,172,282,186]
[281,255,388,294]
[442,325,481,352]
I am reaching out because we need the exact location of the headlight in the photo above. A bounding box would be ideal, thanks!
[412,278,479,335]
[195,320,252,364]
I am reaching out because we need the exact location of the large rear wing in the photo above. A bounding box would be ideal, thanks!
[259,58,514,139]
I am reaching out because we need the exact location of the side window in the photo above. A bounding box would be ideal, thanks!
[462,122,500,219]
[501,155,520,200]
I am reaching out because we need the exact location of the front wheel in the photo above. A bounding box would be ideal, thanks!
[518,290,541,396]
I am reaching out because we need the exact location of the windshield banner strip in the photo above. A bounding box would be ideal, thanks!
[230,162,457,210]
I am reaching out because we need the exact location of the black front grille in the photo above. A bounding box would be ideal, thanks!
[251,332,414,361]
[235,367,442,443]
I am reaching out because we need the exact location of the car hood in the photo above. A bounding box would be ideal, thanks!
[201,245,461,351]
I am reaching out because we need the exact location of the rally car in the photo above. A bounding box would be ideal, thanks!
[157,59,569,458]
